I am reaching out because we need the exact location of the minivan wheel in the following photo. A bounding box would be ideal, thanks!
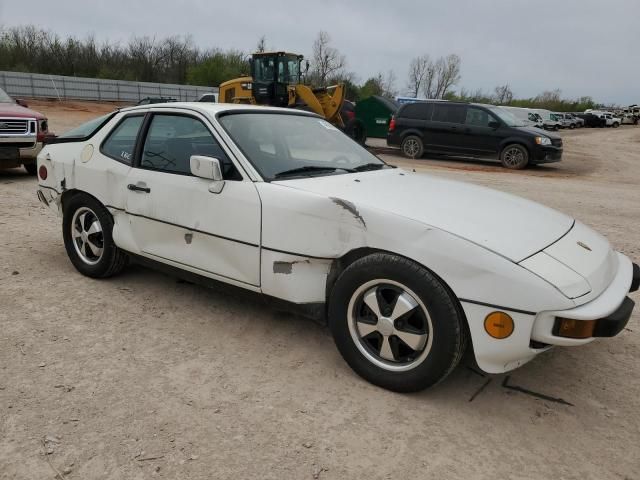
[400,135,424,159]
[62,193,128,278]
[500,144,529,169]
[328,253,467,392]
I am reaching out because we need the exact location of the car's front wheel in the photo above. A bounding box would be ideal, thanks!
[328,253,467,392]
[62,193,127,278]
[500,144,529,169]
[400,135,424,159]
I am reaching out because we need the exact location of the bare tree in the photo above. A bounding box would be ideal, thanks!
[421,59,438,99]
[310,31,346,86]
[406,54,430,97]
[256,35,266,53]
[381,70,398,98]
[494,84,513,104]
[432,54,461,99]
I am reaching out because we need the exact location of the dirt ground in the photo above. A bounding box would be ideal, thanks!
[1,101,639,479]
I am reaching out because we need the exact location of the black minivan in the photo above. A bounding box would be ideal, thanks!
[387,101,563,169]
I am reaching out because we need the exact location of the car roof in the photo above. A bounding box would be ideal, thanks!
[119,102,319,117]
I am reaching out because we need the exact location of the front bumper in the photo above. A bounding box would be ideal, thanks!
[463,254,637,374]
[531,144,563,164]
[0,142,42,168]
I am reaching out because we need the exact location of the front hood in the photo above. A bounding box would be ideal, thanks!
[0,102,45,119]
[274,169,573,262]
[514,125,561,139]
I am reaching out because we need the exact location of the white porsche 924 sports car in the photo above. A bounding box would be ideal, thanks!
[36,103,638,392]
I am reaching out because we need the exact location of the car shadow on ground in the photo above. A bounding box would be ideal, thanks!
[113,261,582,414]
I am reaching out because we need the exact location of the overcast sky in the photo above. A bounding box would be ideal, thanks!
[1,0,638,104]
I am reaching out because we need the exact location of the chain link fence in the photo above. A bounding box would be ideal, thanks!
[0,71,216,103]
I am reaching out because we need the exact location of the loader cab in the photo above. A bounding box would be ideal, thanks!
[250,52,303,108]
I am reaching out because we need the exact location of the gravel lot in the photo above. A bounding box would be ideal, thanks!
[1,102,639,479]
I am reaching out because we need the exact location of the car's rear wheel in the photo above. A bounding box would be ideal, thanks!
[613,122,620,128]
[62,193,127,278]
[24,163,37,175]
[500,144,529,169]
[328,253,466,392]
[400,135,424,159]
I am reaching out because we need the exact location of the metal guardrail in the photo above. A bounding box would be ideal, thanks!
[0,71,217,102]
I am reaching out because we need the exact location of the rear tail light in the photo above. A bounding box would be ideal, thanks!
[39,165,48,180]
[388,115,396,132]
[345,110,355,121]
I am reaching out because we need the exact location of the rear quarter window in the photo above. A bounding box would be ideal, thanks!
[100,115,144,165]
[399,102,432,120]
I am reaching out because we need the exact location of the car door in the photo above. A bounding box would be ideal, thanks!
[124,110,261,287]
[429,103,467,153]
[458,106,503,155]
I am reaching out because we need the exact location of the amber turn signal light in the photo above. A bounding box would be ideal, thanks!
[484,312,514,339]
[554,318,596,339]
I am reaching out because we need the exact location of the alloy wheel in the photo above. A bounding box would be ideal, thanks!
[503,147,524,167]
[347,279,433,372]
[71,207,104,265]
[403,138,420,158]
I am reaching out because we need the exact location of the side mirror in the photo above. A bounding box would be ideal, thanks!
[488,120,500,129]
[15,98,29,108]
[190,155,225,194]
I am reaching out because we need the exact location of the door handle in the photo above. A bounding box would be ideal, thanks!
[127,183,151,193]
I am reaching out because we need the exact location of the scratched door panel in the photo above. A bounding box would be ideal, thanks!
[125,168,261,286]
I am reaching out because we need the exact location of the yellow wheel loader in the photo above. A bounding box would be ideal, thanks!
[219,51,348,129]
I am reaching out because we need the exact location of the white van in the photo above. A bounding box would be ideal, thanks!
[499,106,543,128]
[533,109,562,131]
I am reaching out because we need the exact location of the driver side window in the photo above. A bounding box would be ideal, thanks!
[465,107,496,127]
[140,114,241,180]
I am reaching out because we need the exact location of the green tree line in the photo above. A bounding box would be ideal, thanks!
[0,25,602,109]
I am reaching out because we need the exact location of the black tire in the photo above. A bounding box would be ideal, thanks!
[613,122,619,128]
[62,193,127,278]
[569,123,575,129]
[500,143,529,169]
[24,162,37,175]
[400,135,424,159]
[328,253,467,393]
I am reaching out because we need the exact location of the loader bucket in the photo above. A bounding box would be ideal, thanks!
[294,84,346,128]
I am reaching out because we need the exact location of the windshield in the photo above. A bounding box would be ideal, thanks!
[0,87,14,103]
[219,113,387,180]
[487,106,526,127]
[57,113,115,139]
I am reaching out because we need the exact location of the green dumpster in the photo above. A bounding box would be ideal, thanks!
[355,95,399,138]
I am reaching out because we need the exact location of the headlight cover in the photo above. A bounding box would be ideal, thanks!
[535,136,552,146]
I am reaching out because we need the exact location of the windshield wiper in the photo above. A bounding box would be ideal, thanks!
[274,165,343,179]
[352,163,387,172]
